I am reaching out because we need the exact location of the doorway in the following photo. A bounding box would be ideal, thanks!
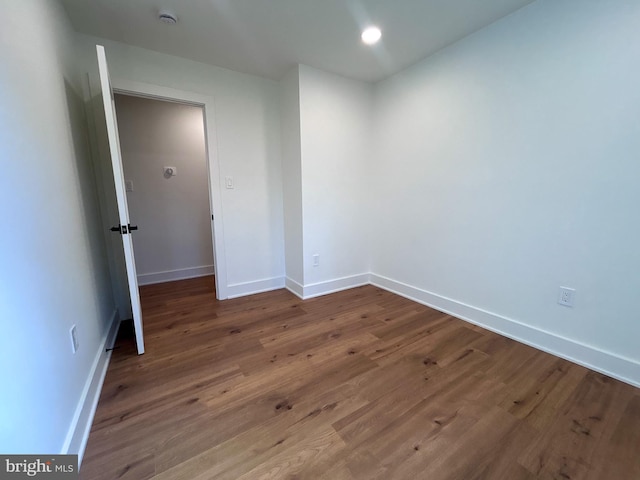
[113,93,215,287]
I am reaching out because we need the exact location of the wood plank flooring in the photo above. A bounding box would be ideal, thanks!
[79,276,640,479]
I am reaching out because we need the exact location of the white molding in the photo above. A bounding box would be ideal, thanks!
[369,273,640,388]
[137,265,214,286]
[285,277,304,299]
[62,309,120,464]
[227,276,285,299]
[301,273,371,299]
[284,273,371,300]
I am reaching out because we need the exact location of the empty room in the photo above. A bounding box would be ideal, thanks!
[1,0,638,479]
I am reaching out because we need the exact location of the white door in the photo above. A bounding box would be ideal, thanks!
[96,45,145,354]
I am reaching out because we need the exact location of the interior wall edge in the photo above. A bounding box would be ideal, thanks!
[285,277,305,299]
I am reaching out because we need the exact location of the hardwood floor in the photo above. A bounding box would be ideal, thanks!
[80,276,640,479]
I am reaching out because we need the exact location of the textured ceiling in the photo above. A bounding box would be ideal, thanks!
[60,0,536,82]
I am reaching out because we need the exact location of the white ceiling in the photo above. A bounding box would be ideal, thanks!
[60,0,535,83]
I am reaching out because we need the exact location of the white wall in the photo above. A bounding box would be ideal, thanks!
[297,65,372,294]
[75,34,285,297]
[114,94,214,284]
[280,67,304,287]
[5,0,637,460]
[0,0,116,453]
[371,0,640,382]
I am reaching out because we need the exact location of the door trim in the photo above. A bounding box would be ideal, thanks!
[110,79,228,300]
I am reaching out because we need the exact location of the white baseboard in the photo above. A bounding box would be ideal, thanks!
[137,265,214,286]
[285,277,304,299]
[370,273,640,388]
[176,268,640,388]
[285,274,371,300]
[62,309,120,464]
[301,273,371,299]
[231,273,370,300]
[227,276,285,299]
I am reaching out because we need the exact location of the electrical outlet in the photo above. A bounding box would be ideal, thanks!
[70,325,79,353]
[312,254,320,267]
[558,287,575,307]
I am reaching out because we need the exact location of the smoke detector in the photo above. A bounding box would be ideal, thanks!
[158,10,178,25]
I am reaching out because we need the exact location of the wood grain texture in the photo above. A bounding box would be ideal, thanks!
[80,276,640,479]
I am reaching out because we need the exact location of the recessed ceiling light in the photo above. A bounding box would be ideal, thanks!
[158,10,178,25]
[361,26,382,45]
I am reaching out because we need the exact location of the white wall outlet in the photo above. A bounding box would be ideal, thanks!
[125,180,134,192]
[163,166,177,177]
[225,176,234,189]
[70,325,79,354]
[312,254,320,267]
[558,286,575,307]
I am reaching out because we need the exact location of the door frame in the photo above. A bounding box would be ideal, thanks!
[110,79,228,300]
